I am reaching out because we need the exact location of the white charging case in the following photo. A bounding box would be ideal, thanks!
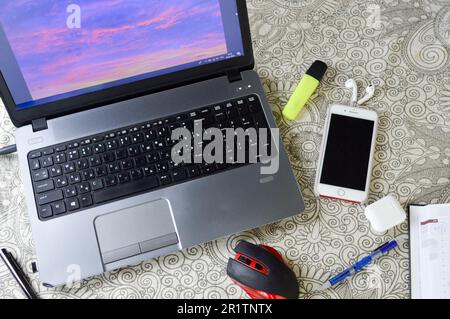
[364,195,406,233]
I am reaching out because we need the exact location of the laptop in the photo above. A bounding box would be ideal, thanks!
[0,0,304,287]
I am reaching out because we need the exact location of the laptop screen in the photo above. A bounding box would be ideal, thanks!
[0,0,244,110]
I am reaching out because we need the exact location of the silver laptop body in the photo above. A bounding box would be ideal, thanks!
[1,1,304,287]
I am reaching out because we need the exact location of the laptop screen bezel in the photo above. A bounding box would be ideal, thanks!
[0,0,253,128]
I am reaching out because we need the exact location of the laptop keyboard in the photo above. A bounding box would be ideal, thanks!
[28,95,271,221]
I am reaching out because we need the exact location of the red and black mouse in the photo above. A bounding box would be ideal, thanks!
[227,241,299,299]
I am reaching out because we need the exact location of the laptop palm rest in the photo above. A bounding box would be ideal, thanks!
[94,199,178,265]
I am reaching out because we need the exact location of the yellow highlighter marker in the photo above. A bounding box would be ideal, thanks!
[283,60,328,121]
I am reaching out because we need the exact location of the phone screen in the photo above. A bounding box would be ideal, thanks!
[320,114,375,191]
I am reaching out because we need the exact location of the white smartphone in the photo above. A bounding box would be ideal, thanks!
[315,104,378,203]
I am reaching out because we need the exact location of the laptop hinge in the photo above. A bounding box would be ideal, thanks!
[227,70,242,83]
[32,118,48,132]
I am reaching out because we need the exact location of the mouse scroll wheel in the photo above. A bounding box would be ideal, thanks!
[255,263,263,271]
[238,255,252,265]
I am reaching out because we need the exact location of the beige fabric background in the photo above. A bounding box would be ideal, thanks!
[1,0,450,299]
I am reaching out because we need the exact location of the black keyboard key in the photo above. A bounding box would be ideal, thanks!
[152,138,166,150]
[201,163,216,174]
[127,145,141,156]
[105,175,118,187]
[215,111,227,122]
[156,162,169,173]
[187,165,200,177]
[240,115,254,128]
[147,153,160,163]
[105,140,118,150]
[64,186,78,198]
[134,156,147,167]
[55,145,67,152]
[52,201,66,215]
[92,136,104,143]
[93,143,106,154]
[140,142,153,153]
[93,176,159,204]
[156,127,169,137]
[95,166,108,177]
[80,146,92,157]
[132,133,144,143]
[68,142,79,149]
[115,149,128,160]
[107,163,121,174]
[81,169,95,181]
[38,205,53,219]
[118,172,131,184]
[37,190,63,205]
[30,159,40,170]
[237,104,249,116]
[66,198,80,211]
[63,162,76,174]
[172,169,187,182]
[80,139,91,146]
[226,107,239,119]
[102,152,116,163]
[76,159,89,170]
[43,148,54,156]
[29,151,42,159]
[79,194,93,208]
[168,160,181,169]
[129,126,139,133]
[55,176,68,188]
[144,130,156,140]
[77,182,90,194]
[54,153,67,164]
[118,136,131,147]
[67,150,79,160]
[106,132,116,139]
[159,173,172,185]
[253,113,268,129]
[89,155,102,167]
[35,180,55,194]
[32,169,49,182]
[68,172,81,184]
[248,99,260,113]
[164,117,176,125]
[90,179,104,191]
[143,165,157,176]
[159,149,171,161]
[121,159,134,170]
[176,114,188,121]
[50,165,63,177]
[130,169,143,180]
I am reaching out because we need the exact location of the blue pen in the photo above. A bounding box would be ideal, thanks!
[320,239,400,290]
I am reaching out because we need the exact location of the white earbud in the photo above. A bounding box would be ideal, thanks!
[357,85,375,105]
[345,79,358,105]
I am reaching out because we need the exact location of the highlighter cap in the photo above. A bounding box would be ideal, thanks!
[305,60,328,82]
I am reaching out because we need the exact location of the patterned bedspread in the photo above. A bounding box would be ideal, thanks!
[1,0,450,299]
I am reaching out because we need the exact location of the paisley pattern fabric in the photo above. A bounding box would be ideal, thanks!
[1,0,450,299]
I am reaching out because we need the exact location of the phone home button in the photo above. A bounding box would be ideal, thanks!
[337,189,346,197]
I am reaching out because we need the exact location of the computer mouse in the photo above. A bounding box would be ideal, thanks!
[227,241,299,299]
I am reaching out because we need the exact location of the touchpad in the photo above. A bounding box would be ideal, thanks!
[94,199,178,265]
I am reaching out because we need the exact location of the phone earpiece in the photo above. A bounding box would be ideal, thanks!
[357,85,375,105]
[345,79,358,104]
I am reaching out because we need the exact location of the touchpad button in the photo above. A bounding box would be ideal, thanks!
[94,199,178,264]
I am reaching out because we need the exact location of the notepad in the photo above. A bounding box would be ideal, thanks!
[410,204,450,299]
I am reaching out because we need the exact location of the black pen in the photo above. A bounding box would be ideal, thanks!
[0,248,39,299]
